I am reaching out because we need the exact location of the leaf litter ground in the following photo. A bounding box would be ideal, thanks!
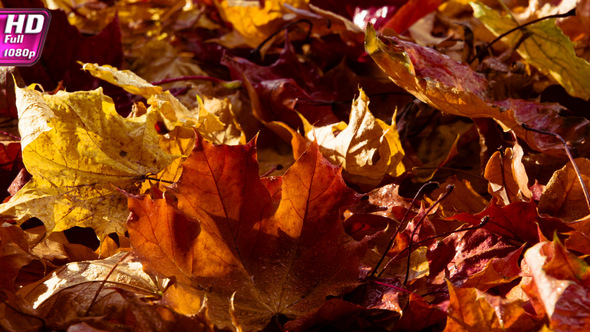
[2,0,590,331]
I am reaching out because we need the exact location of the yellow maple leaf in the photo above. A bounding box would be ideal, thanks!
[301,88,405,188]
[214,0,310,49]
[83,62,246,145]
[0,86,178,239]
[472,2,590,100]
[81,62,162,98]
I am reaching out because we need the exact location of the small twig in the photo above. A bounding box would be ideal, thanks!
[144,175,176,184]
[251,19,315,58]
[409,216,489,249]
[369,279,413,294]
[0,130,20,140]
[498,147,512,204]
[370,181,439,278]
[468,8,576,64]
[522,123,590,213]
[380,216,489,275]
[403,184,454,285]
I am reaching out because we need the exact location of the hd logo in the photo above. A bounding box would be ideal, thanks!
[0,9,50,66]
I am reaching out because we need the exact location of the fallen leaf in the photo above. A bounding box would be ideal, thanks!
[380,0,441,34]
[445,281,543,331]
[539,158,590,221]
[81,62,163,98]
[0,86,177,238]
[394,293,447,331]
[128,40,210,84]
[428,176,488,217]
[427,228,519,290]
[451,200,571,245]
[484,140,533,205]
[15,252,209,331]
[0,224,37,297]
[300,88,405,188]
[214,0,310,49]
[127,137,366,330]
[365,25,590,156]
[462,245,524,291]
[222,42,339,130]
[472,2,590,100]
[521,238,590,331]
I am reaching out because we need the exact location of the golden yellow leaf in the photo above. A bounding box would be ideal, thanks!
[214,0,310,49]
[0,87,177,239]
[472,2,590,100]
[81,62,162,98]
[82,63,246,146]
[301,88,405,188]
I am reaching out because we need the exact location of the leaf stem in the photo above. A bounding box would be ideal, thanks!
[251,19,316,58]
[468,8,576,64]
[369,181,439,278]
[403,184,454,285]
[369,279,413,294]
[144,176,176,184]
[521,123,590,214]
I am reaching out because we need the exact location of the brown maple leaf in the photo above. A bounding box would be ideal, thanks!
[127,136,366,330]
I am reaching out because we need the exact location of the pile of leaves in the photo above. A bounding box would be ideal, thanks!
[2,0,590,331]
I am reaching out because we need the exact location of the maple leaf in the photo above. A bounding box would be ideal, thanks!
[538,158,590,221]
[15,252,211,331]
[521,238,590,330]
[128,40,211,84]
[428,176,488,217]
[127,136,366,330]
[484,140,532,205]
[427,228,520,293]
[222,40,339,130]
[81,62,163,98]
[445,281,543,331]
[472,2,590,100]
[299,88,405,188]
[83,62,245,145]
[451,200,571,245]
[214,0,310,49]
[0,86,177,239]
[365,25,590,156]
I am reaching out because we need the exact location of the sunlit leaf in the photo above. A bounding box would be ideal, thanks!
[214,0,310,49]
[300,88,405,188]
[445,281,543,331]
[484,140,532,206]
[365,25,590,156]
[81,62,163,98]
[0,86,177,238]
[521,238,590,330]
[127,137,365,330]
[472,2,590,100]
